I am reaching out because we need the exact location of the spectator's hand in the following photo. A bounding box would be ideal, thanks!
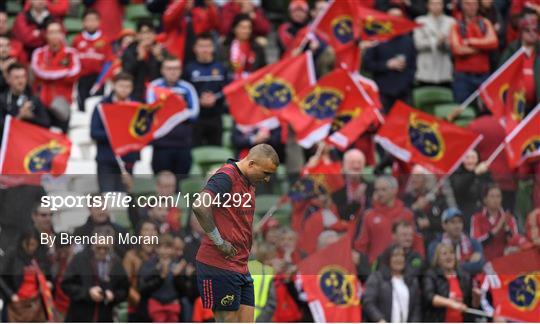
[89,286,104,302]
[172,259,187,276]
[475,162,489,175]
[32,30,40,38]
[121,172,134,193]
[308,38,321,52]
[447,106,463,122]
[450,300,467,312]
[185,263,196,276]
[386,57,406,71]
[17,101,35,120]
[200,92,217,108]
[0,57,16,75]
[105,289,114,302]
[470,252,482,262]
[11,294,19,303]
[216,240,237,259]
[525,2,540,14]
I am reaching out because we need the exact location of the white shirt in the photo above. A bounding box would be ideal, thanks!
[391,276,410,323]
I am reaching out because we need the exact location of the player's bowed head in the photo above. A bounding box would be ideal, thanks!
[236,144,280,184]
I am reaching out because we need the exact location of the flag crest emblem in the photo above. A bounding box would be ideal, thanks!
[363,16,394,37]
[301,87,344,119]
[511,90,526,121]
[130,105,160,137]
[331,16,354,44]
[247,75,294,110]
[318,265,358,306]
[521,136,540,158]
[408,113,444,160]
[24,140,68,173]
[508,274,540,310]
[331,108,362,132]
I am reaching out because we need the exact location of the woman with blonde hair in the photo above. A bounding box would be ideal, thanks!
[423,242,478,322]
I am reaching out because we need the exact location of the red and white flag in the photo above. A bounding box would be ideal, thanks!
[504,103,540,168]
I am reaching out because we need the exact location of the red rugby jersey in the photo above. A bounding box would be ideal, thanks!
[196,160,256,274]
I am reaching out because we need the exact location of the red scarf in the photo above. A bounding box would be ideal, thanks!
[230,39,254,80]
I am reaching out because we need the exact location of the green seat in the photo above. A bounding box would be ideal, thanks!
[179,177,206,195]
[132,176,156,195]
[126,4,151,21]
[64,18,83,33]
[189,163,203,176]
[222,130,232,149]
[434,104,476,126]
[114,302,129,323]
[7,1,22,15]
[222,114,233,131]
[66,33,76,46]
[362,165,376,184]
[122,20,137,31]
[434,103,460,119]
[413,86,454,113]
[192,146,234,174]
[273,201,292,225]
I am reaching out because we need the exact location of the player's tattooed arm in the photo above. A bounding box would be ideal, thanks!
[192,199,238,258]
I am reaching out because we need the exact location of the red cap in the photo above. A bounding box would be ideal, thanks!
[289,0,309,12]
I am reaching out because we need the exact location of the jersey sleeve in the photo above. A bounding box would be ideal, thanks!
[203,172,232,196]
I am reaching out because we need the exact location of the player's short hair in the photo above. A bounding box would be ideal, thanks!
[248,144,280,166]
[83,8,100,19]
[113,72,134,83]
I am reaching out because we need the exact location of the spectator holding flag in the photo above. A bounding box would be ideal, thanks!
[90,72,140,193]
[72,9,112,112]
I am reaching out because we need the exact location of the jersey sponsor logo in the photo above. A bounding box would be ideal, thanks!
[363,16,394,37]
[318,265,359,306]
[508,274,540,310]
[408,113,444,160]
[247,75,294,110]
[220,294,235,307]
[24,140,68,173]
[521,136,540,158]
[129,104,161,138]
[300,87,344,120]
[331,16,354,44]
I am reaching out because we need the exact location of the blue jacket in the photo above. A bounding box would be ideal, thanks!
[183,59,230,118]
[90,95,140,163]
[363,35,417,97]
[146,78,199,148]
[427,234,485,275]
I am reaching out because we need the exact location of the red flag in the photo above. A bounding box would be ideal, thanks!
[504,103,540,168]
[98,94,188,156]
[302,159,344,194]
[489,249,540,322]
[0,116,71,175]
[281,69,380,148]
[313,0,362,49]
[375,101,483,174]
[223,53,316,131]
[479,48,527,132]
[297,234,361,322]
[358,6,421,41]
[352,72,382,109]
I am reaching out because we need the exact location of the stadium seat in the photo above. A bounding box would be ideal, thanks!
[189,163,203,176]
[64,17,83,33]
[125,4,151,21]
[132,176,156,195]
[454,106,476,127]
[179,177,206,195]
[222,114,233,131]
[413,86,454,113]
[6,1,22,15]
[222,130,232,149]
[192,146,234,174]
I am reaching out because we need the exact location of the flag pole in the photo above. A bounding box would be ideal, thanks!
[484,142,505,167]
[115,155,129,175]
[465,308,492,318]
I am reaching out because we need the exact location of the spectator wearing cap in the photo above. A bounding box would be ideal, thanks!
[31,21,80,133]
[449,0,498,105]
[422,242,478,322]
[72,9,112,112]
[12,0,54,56]
[121,19,167,102]
[219,0,271,38]
[354,176,416,264]
[363,7,417,114]
[471,184,524,261]
[428,208,485,275]
[413,0,456,87]
[499,13,540,118]
[277,0,310,55]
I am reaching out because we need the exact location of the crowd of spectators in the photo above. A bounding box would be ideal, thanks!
[0,0,539,322]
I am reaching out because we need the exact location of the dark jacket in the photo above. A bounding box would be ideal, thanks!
[61,247,129,322]
[0,89,51,142]
[73,216,130,258]
[138,256,195,303]
[331,178,373,222]
[121,41,164,102]
[90,95,140,164]
[450,165,492,220]
[499,40,540,115]
[363,270,422,322]
[363,35,417,97]
[376,0,427,18]
[403,191,448,246]
[422,267,474,322]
